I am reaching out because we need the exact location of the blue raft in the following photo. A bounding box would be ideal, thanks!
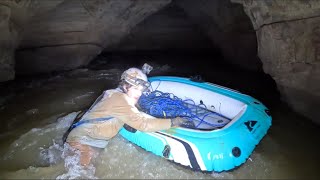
[119,76,272,172]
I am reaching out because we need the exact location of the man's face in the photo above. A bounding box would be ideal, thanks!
[126,85,143,104]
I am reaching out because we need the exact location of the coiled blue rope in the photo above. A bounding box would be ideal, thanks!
[138,90,231,128]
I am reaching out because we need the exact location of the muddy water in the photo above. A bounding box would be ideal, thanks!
[0,63,319,179]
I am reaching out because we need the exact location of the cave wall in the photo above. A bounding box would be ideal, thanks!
[232,0,320,124]
[0,0,65,80]
[106,2,215,52]
[0,0,171,76]
[0,5,17,81]
[174,0,262,72]
[1,0,257,77]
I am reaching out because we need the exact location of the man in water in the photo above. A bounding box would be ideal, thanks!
[64,63,193,166]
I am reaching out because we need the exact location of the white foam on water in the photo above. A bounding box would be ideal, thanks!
[26,108,39,115]
[55,143,97,179]
[64,92,96,105]
[2,112,78,162]
[55,112,79,130]
[1,111,100,179]
[39,141,64,165]
[74,92,95,100]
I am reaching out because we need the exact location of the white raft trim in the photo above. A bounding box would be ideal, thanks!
[158,133,192,167]
[156,131,207,171]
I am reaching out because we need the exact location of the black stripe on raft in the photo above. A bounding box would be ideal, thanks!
[156,132,201,171]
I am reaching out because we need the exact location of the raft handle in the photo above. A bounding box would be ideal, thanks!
[162,145,171,158]
[123,124,137,133]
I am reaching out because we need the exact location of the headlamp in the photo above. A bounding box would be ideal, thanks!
[123,73,151,92]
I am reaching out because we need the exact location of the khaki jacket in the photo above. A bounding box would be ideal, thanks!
[66,89,171,143]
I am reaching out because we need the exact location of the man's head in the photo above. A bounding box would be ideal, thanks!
[119,64,152,103]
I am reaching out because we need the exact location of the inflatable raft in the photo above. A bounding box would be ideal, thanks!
[119,76,272,172]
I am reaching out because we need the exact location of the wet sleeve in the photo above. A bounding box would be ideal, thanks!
[109,93,172,132]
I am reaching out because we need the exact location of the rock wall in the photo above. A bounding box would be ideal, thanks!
[175,0,262,72]
[0,0,65,80]
[0,0,171,76]
[233,0,320,124]
[106,2,214,52]
[0,5,17,81]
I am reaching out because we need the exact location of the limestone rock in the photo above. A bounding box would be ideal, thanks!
[0,0,171,77]
[234,0,320,124]
[16,0,171,75]
[107,2,214,51]
[0,5,17,81]
[175,0,262,72]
